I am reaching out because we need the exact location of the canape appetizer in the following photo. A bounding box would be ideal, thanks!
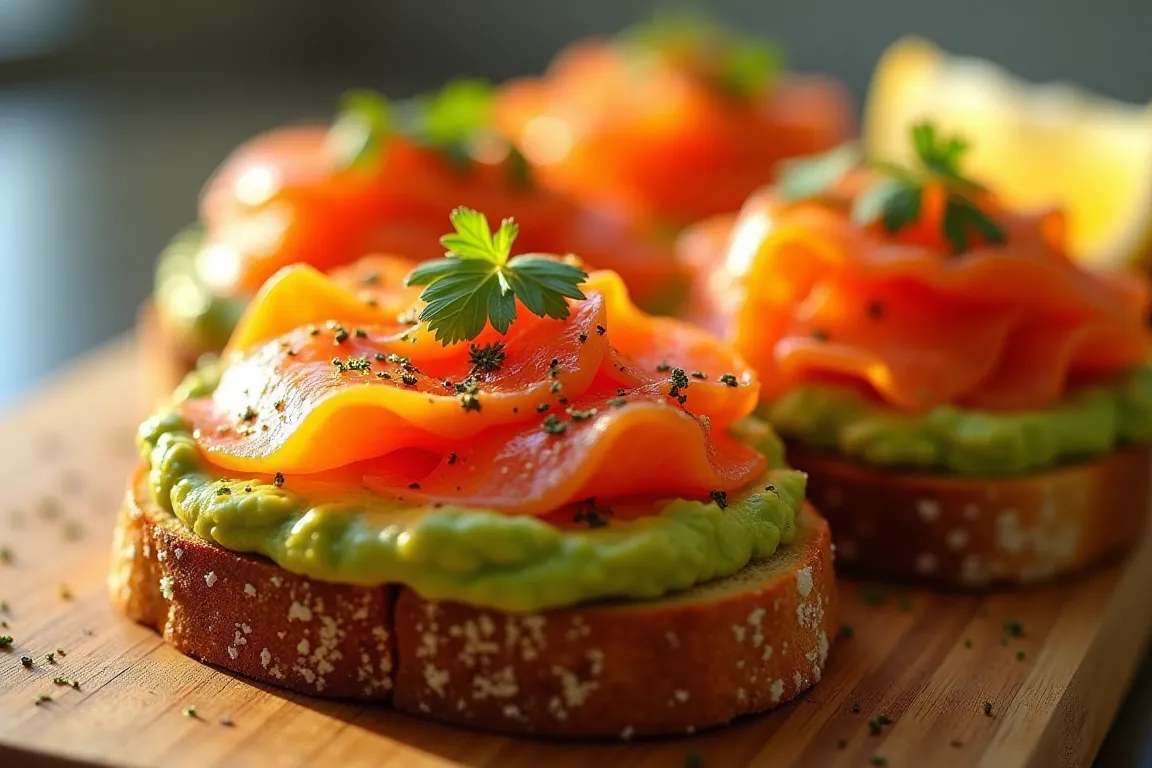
[113,210,836,737]
[680,123,1152,586]
[495,13,853,228]
[146,81,678,398]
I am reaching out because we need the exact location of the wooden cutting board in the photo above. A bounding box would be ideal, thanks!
[0,339,1149,768]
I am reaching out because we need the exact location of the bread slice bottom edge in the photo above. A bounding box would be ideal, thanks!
[788,443,1152,587]
[109,468,839,738]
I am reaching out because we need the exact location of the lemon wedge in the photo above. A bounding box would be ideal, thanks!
[864,36,1152,269]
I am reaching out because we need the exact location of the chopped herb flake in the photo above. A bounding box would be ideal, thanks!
[656,361,671,373]
[718,373,739,387]
[0,635,12,648]
[536,403,550,413]
[566,407,597,422]
[596,324,606,336]
[401,372,419,387]
[273,473,285,488]
[1004,619,1024,638]
[708,490,728,509]
[983,701,993,717]
[690,370,708,380]
[542,414,567,436]
[468,341,507,372]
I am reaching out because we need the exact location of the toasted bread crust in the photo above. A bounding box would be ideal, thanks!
[136,301,206,405]
[789,444,1152,586]
[109,472,395,700]
[111,469,837,736]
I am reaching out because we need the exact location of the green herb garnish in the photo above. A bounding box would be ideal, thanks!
[718,373,739,387]
[776,121,1006,255]
[0,635,12,648]
[983,701,994,717]
[708,490,728,509]
[1004,619,1024,638]
[406,208,587,345]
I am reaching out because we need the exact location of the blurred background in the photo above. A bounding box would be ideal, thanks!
[3,0,1152,406]
[0,0,1150,762]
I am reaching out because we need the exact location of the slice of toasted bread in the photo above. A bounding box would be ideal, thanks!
[788,444,1152,586]
[111,468,837,736]
[137,301,205,405]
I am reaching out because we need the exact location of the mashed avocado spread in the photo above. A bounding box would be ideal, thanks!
[765,362,1152,476]
[154,227,249,353]
[140,370,805,613]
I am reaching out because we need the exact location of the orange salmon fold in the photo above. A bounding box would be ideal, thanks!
[495,39,853,225]
[196,128,681,305]
[181,268,761,515]
[680,188,1152,412]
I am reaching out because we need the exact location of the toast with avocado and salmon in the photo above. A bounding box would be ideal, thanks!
[679,122,1152,586]
[145,82,683,402]
[494,12,853,228]
[112,209,837,738]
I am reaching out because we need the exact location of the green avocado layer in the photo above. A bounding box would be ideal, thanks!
[140,373,804,613]
[154,227,249,354]
[764,362,1152,476]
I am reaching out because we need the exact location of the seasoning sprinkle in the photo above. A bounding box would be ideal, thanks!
[59,584,72,601]
[983,701,993,717]
[1004,619,1024,638]
[608,396,627,408]
[45,652,55,664]
[718,373,739,387]
[0,635,12,648]
[708,490,728,509]
[447,452,457,465]
[870,756,888,767]
[183,705,199,719]
[273,472,285,488]
[690,371,708,380]
[578,333,588,343]
[216,486,232,496]
[861,583,886,605]
[1016,649,1026,661]
[536,403,550,413]
[354,328,368,339]
[595,324,606,336]
[468,341,506,372]
[21,656,32,667]
[567,407,597,422]
[550,380,563,394]
[35,694,51,706]
[656,361,671,373]
[400,372,419,387]
[542,414,567,436]
[334,328,350,344]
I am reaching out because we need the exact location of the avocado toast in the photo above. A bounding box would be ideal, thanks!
[680,123,1152,586]
[112,210,837,737]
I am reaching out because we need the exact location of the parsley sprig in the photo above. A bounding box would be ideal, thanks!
[776,121,1006,255]
[327,79,532,187]
[627,11,782,99]
[406,208,588,345]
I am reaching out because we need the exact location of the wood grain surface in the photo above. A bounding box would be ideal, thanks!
[0,339,1150,768]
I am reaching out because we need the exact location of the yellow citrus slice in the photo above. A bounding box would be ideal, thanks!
[864,36,1152,269]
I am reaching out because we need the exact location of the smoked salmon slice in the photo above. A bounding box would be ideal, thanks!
[682,188,1152,411]
[196,120,682,305]
[495,38,853,224]
[180,266,762,514]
